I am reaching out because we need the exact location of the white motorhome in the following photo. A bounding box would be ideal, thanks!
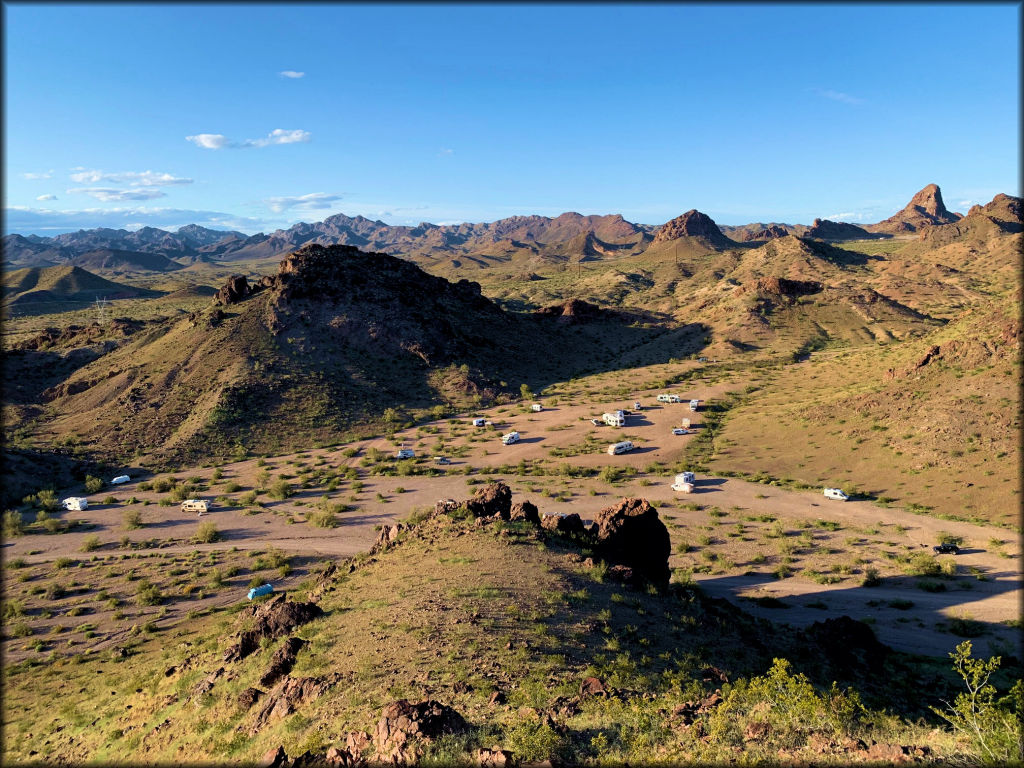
[602,412,625,427]
[657,394,681,403]
[689,399,700,412]
[531,403,543,412]
[823,488,849,501]
[471,418,486,427]
[395,449,415,459]
[607,441,634,455]
[62,497,88,511]
[181,499,209,514]
[502,431,520,445]
[671,472,696,492]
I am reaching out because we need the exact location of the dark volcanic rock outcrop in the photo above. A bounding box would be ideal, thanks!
[465,481,513,519]
[743,225,792,241]
[592,498,671,588]
[918,193,1023,246]
[652,210,734,249]
[223,595,322,663]
[743,277,824,298]
[373,699,468,764]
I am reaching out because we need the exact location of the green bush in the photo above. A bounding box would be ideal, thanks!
[80,535,101,552]
[123,509,143,530]
[268,479,293,501]
[36,489,58,512]
[135,579,163,606]
[193,522,220,544]
[85,475,104,494]
[3,509,24,537]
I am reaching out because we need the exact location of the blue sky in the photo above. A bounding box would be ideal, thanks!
[4,3,1020,235]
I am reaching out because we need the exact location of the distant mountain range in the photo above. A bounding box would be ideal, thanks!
[0,185,987,270]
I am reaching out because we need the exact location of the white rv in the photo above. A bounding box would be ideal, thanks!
[531,403,543,412]
[607,441,634,455]
[689,399,700,412]
[395,449,415,459]
[823,488,849,501]
[502,431,520,445]
[110,475,130,485]
[181,499,209,514]
[62,497,88,511]
[671,472,696,492]
[657,394,681,403]
[471,418,486,427]
[603,412,625,427]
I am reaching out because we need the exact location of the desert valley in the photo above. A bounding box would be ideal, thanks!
[2,180,1021,765]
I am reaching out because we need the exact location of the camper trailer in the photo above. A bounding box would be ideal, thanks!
[602,412,625,427]
[181,499,209,514]
[531,403,543,412]
[110,475,130,485]
[502,431,520,445]
[62,497,88,512]
[689,399,700,412]
[395,449,415,459]
[472,418,486,427]
[823,488,849,501]
[656,394,681,403]
[607,441,634,455]
[671,472,696,492]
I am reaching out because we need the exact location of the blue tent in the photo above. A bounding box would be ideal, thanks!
[247,583,273,600]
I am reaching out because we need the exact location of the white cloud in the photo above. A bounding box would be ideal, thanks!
[186,133,232,149]
[186,128,311,149]
[67,187,167,202]
[36,194,58,201]
[813,88,865,105]
[279,70,305,79]
[262,193,343,213]
[22,170,54,180]
[243,129,312,147]
[438,148,454,157]
[69,169,193,187]
[957,199,978,209]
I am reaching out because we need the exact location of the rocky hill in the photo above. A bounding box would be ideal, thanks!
[865,183,963,234]
[3,265,160,306]
[70,248,184,273]
[10,244,671,467]
[651,209,735,250]
[804,218,883,241]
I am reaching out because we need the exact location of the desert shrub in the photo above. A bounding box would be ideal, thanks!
[223,481,241,493]
[135,579,163,606]
[309,509,338,528]
[905,552,941,577]
[36,489,58,511]
[268,479,293,501]
[3,509,24,537]
[55,557,74,569]
[85,475,104,494]
[80,535,101,553]
[505,719,566,762]
[931,641,1022,764]
[153,478,173,494]
[123,509,143,530]
[862,567,881,587]
[193,522,220,544]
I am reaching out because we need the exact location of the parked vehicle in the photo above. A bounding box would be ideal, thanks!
[110,475,130,485]
[590,419,603,426]
[62,497,88,511]
[657,394,681,403]
[181,499,209,514]
[934,543,960,555]
[502,431,520,445]
[433,456,450,464]
[603,412,625,427]
[689,399,700,412]
[671,472,696,492]
[247,584,274,600]
[634,401,642,410]
[823,488,848,501]
[672,428,690,435]
[472,418,485,427]
[395,449,415,459]
[531,403,543,412]
[607,440,634,455]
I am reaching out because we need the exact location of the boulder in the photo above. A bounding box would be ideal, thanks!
[249,674,341,734]
[579,677,608,698]
[224,598,322,663]
[371,523,405,554]
[478,746,514,766]
[540,513,587,536]
[237,687,265,711]
[509,500,540,525]
[214,275,252,305]
[465,482,512,519]
[372,699,467,764]
[592,498,671,588]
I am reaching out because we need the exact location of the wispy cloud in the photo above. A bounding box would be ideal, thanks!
[66,187,167,202]
[4,205,268,235]
[186,128,312,150]
[22,170,54,180]
[262,192,343,213]
[69,169,193,187]
[279,70,305,79]
[36,194,58,201]
[813,87,865,105]
[438,148,454,157]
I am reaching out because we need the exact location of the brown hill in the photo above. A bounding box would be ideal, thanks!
[3,265,159,305]
[916,193,1023,247]
[866,184,963,234]
[804,218,882,241]
[71,248,184,273]
[652,209,734,250]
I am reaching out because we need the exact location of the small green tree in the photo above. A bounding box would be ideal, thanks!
[520,383,534,401]
[268,479,293,501]
[931,641,1022,764]
[3,509,24,537]
[84,475,104,494]
[123,509,143,530]
[193,521,220,543]
[36,489,58,512]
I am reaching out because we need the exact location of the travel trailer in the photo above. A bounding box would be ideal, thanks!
[657,394,681,403]
[607,441,634,455]
[181,499,209,514]
[62,497,88,511]
[823,488,849,501]
[502,431,520,445]
[603,412,625,427]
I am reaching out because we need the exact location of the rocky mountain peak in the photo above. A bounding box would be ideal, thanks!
[907,183,951,219]
[652,210,732,248]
